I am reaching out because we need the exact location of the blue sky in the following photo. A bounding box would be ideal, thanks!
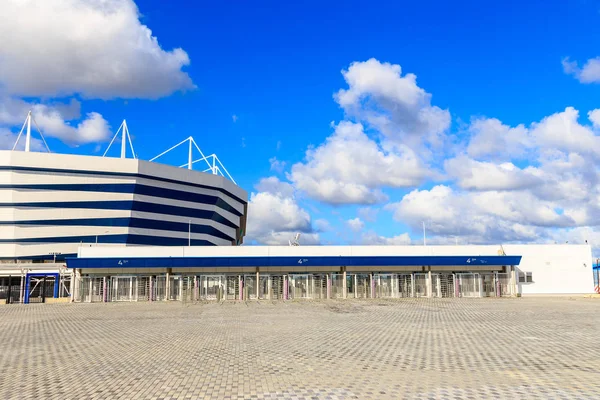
[2,0,600,248]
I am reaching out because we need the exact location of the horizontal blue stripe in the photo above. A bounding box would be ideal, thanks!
[67,255,522,269]
[0,200,238,229]
[1,234,217,246]
[0,165,247,205]
[0,217,235,242]
[0,183,242,217]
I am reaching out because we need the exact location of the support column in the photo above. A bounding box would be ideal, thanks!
[165,270,171,301]
[89,277,93,303]
[103,277,107,302]
[256,270,260,299]
[455,274,460,298]
[411,273,415,298]
[354,275,358,299]
[326,274,331,300]
[511,266,517,296]
[150,277,154,302]
[427,270,433,298]
[20,272,25,304]
[370,273,374,299]
[239,275,243,301]
[342,269,347,299]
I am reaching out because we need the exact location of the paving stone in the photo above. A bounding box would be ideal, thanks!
[0,298,599,399]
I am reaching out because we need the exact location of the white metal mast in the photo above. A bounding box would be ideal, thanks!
[12,110,51,153]
[103,120,136,159]
[150,136,236,184]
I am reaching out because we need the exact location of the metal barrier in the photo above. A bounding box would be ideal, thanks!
[226,275,240,300]
[496,272,512,297]
[330,273,344,299]
[397,274,412,298]
[270,275,285,300]
[457,273,481,297]
[434,274,455,298]
[481,273,495,297]
[289,274,312,299]
[312,274,327,299]
[374,274,394,298]
[413,273,428,297]
[244,275,257,300]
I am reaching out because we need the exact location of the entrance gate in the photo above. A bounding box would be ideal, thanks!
[397,274,412,298]
[244,275,257,300]
[331,273,344,298]
[312,274,327,299]
[289,274,311,299]
[25,274,58,304]
[496,272,512,297]
[199,275,224,300]
[374,274,394,298]
[413,273,428,297]
[457,273,481,297]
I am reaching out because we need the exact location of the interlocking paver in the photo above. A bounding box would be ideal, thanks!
[0,298,599,399]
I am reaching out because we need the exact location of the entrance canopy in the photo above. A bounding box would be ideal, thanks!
[67,255,521,269]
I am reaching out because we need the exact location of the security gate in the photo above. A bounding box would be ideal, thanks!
[258,275,269,299]
[313,274,327,299]
[457,273,481,297]
[481,273,496,297]
[496,272,512,297]
[27,275,57,303]
[435,274,455,298]
[137,276,151,301]
[226,275,240,300]
[397,274,413,298]
[80,276,104,302]
[289,274,311,299]
[244,275,257,300]
[110,276,137,302]
[375,274,394,298]
[355,274,370,299]
[331,273,344,298]
[270,275,285,300]
[199,275,224,300]
[414,273,428,297]
[154,276,167,301]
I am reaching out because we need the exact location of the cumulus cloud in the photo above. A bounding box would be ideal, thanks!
[335,58,450,148]
[289,121,430,205]
[245,177,319,245]
[0,97,111,145]
[346,218,365,233]
[0,128,45,151]
[0,0,194,99]
[445,156,543,191]
[361,231,411,245]
[562,57,600,84]
[466,117,531,160]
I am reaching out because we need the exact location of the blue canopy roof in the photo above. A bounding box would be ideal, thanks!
[67,255,521,269]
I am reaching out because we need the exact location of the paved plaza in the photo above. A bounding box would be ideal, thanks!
[0,298,599,400]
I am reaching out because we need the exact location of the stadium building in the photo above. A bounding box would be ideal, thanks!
[0,113,596,304]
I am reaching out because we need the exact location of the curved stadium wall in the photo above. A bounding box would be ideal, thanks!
[0,151,247,260]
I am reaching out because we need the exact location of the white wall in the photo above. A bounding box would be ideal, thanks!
[79,244,594,294]
[504,244,592,294]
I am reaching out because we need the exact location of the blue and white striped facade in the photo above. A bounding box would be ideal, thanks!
[0,150,247,260]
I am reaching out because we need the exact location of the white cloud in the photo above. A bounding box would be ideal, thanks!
[232,115,238,123]
[269,157,286,173]
[289,121,430,205]
[562,57,600,84]
[245,177,319,245]
[445,156,543,191]
[334,58,450,148]
[466,117,531,160]
[0,0,194,99]
[254,176,294,198]
[346,217,364,233]
[589,109,600,128]
[361,231,411,245]
[530,107,600,157]
[386,185,579,243]
[0,97,111,144]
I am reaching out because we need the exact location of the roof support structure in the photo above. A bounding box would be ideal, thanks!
[103,120,136,159]
[12,111,51,153]
[150,136,236,184]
